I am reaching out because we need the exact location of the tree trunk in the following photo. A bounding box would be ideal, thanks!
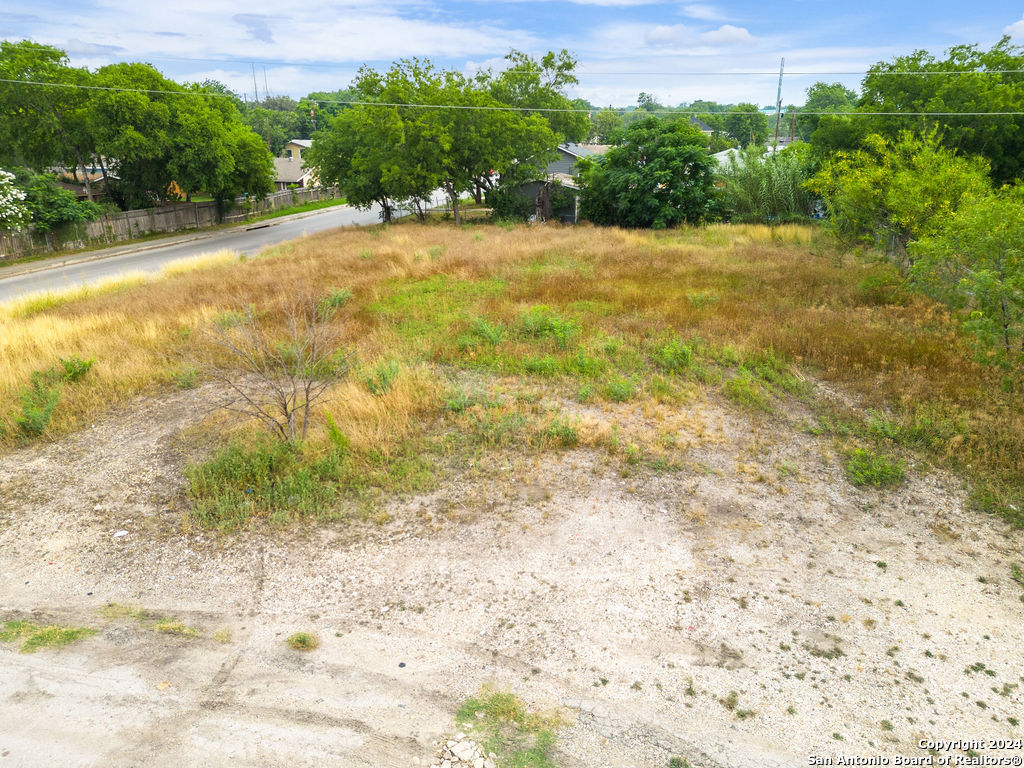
[445,182,461,226]
[74,149,94,203]
[474,182,483,205]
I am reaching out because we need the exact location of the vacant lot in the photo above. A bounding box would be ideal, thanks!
[1,222,1022,767]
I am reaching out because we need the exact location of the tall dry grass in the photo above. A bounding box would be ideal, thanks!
[1,221,1020,520]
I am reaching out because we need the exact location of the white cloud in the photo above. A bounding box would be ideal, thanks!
[680,4,729,21]
[644,24,693,47]
[699,24,754,45]
[1006,14,1024,39]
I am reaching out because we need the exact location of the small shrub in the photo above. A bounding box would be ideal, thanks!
[287,632,319,651]
[16,370,62,437]
[846,448,906,487]
[319,287,354,316]
[603,377,636,402]
[59,356,94,382]
[653,339,694,373]
[576,383,595,403]
[362,360,400,395]
[519,305,577,348]
[171,366,198,389]
[470,317,505,346]
[722,369,771,411]
[543,418,579,448]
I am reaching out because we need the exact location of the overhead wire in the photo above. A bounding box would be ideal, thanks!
[2,78,1023,117]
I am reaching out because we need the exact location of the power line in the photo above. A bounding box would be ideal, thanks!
[3,77,1024,117]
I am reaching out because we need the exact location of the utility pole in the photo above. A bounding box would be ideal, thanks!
[263,66,270,102]
[773,57,785,154]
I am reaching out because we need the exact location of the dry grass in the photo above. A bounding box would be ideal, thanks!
[1,221,1020,524]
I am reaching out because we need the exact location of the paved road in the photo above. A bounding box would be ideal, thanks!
[0,200,423,303]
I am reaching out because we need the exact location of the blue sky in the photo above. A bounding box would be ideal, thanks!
[3,1,1024,107]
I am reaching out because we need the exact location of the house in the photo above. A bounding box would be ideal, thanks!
[283,139,312,160]
[272,156,316,191]
[689,116,715,135]
[273,139,318,190]
[544,143,611,176]
[510,143,609,222]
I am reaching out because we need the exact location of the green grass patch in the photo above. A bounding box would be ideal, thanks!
[362,360,401,395]
[246,195,348,223]
[455,688,564,768]
[0,620,96,653]
[518,305,577,349]
[287,631,319,651]
[602,377,637,403]
[845,448,906,488]
[722,369,771,411]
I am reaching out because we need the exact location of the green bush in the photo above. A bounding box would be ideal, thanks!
[722,369,771,411]
[542,418,579,448]
[603,377,637,402]
[519,305,577,348]
[486,185,533,222]
[16,370,62,437]
[845,448,906,487]
[59,356,94,382]
[653,338,694,374]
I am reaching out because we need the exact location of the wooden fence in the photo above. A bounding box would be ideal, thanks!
[0,186,341,263]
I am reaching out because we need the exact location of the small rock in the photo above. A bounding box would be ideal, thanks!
[113,530,128,538]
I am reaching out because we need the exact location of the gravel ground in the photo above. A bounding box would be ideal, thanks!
[1,382,1022,768]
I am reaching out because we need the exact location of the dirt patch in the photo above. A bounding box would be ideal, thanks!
[1,384,1022,768]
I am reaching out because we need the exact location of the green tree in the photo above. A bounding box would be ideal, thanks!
[797,82,858,139]
[724,103,769,148]
[0,41,98,201]
[485,50,590,144]
[910,188,1024,364]
[590,108,622,142]
[859,38,1024,184]
[576,116,716,229]
[807,131,992,269]
[11,169,100,231]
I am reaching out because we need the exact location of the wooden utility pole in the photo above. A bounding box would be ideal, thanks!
[773,58,785,153]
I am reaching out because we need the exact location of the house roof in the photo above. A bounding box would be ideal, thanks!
[558,143,610,159]
[273,157,312,184]
[712,148,744,168]
[287,139,313,148]
[689,116,714,133]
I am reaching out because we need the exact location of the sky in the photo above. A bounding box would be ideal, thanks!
[3,1,1024,108]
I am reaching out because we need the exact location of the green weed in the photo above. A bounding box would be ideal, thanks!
[722,369,771,411]
[0,620,96,653]
[362,360,401,395]
[455,688,563,768]
[287,632,319,651]
[519,305,577,348]
[845,448,906,488]
[603,377,637,403]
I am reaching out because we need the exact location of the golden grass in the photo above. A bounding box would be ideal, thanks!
[1,221,1020,521]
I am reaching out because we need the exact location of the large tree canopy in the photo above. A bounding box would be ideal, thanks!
[308,55,559,224]
[858,37,1024,184]
[576,116,716,229]
[0,41,275,211]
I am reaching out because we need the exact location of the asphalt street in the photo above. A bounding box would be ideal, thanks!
[0,200,420,303]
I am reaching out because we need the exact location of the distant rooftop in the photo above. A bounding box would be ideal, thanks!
[560,143,610,159]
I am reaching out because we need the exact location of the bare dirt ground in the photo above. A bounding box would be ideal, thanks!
[1,382,1022,768]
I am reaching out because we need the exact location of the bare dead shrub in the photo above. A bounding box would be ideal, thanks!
[204,293,350,442]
